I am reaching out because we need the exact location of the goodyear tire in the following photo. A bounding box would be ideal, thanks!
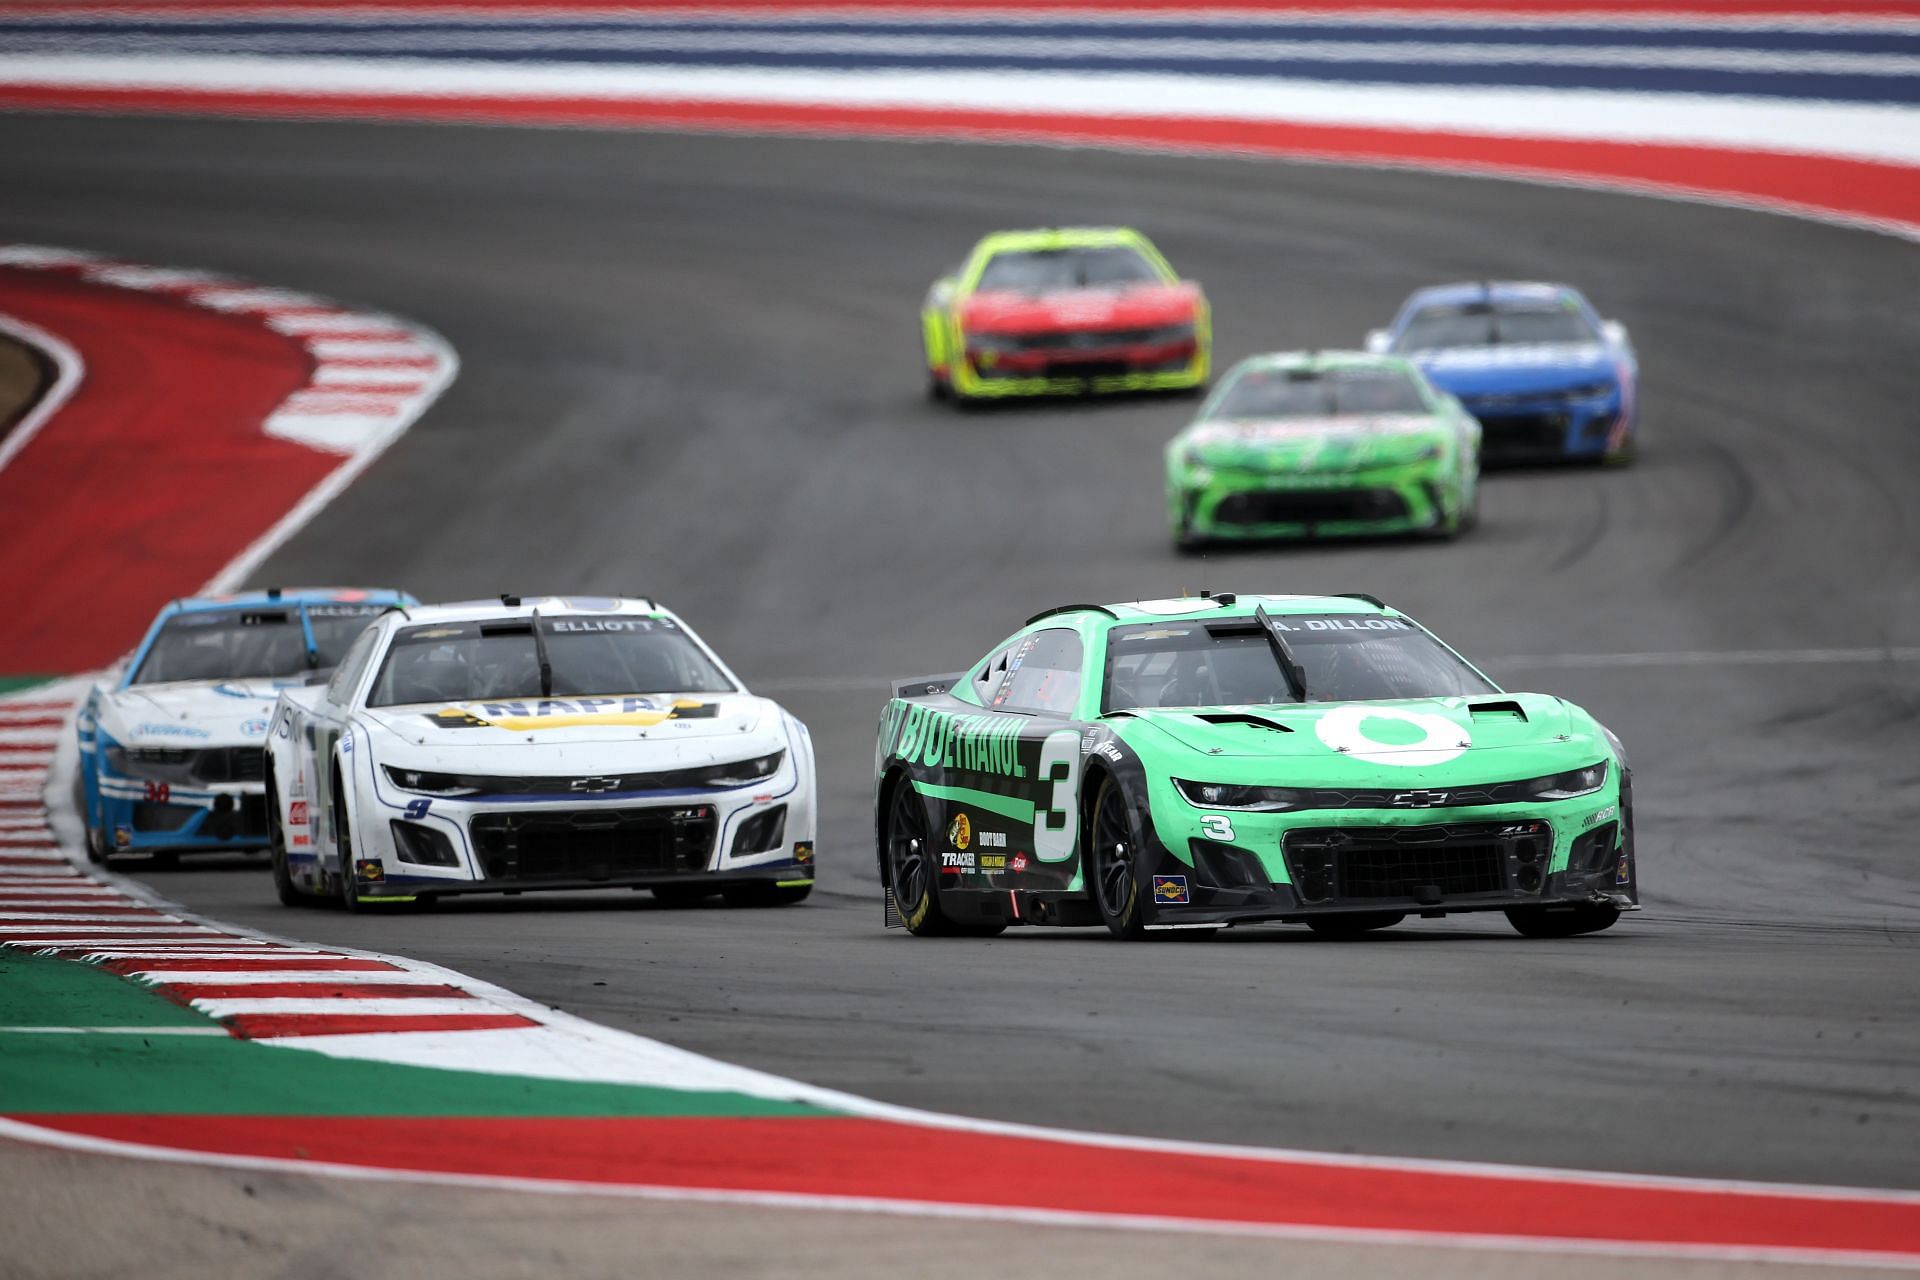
[885,775,1002,937]
[266,775,317,908]
[333,765,361,914]
[1306,912,1404,938]
[1505,904,1621,938]
[1089,775,1149,941]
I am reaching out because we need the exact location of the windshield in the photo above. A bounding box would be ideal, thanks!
[367,615,735,708]
[975,244,1161,293]
[130,605,389,685]
[1103,615,1496,710]
[1208,367,1429,419]
[1393,301,1597,353]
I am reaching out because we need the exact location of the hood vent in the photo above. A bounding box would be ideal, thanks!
[1467,700,1528,722]
[1192,712,1294,733]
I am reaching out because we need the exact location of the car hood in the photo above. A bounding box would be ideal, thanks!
[105,679,290,746]
[1175,414,1448,472]
[362,693,772,750]
[1410,343,1614,397]
[960,283,1199,335]
[1110,693,1606,785]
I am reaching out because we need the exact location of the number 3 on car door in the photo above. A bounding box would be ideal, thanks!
[1034,729,1079,862]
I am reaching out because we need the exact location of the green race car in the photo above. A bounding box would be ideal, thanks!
[874,593,1636,940]
[1166,350,1480,549]
[921,227,1211,403]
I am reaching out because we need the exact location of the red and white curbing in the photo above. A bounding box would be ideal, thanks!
[0,244,457,591]
[3,681,816,1094]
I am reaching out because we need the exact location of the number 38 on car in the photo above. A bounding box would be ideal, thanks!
[267,596,816,910]
[873,594,1636,940]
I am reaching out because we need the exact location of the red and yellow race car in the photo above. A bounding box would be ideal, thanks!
[921,227,1210,404]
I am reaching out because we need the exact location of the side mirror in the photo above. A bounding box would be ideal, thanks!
[1601,319,1628,346]
[1364,329,1391,355]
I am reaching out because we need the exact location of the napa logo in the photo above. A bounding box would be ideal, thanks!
[947,812,971,851]
[424,698,720,731]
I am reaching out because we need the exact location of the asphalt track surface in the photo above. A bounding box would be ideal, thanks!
[7,113,1919,1194]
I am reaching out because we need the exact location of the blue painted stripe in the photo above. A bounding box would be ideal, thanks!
[4,43,1900,104]
[4,17,1918,55]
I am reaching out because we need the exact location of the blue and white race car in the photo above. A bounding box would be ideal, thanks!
[77,588,414,864]
[1367,282,1637,465]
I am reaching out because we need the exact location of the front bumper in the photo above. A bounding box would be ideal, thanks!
[1137,788,1636,926]
[950,334,1208,399]
[90,766,268,853]
[1170,458,1459,541]
[335,763,816,898]
[1459,391,1627,464]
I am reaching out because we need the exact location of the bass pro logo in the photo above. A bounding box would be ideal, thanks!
[947,812,971,851]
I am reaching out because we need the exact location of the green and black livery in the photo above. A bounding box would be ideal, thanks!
[873,594,1636,940]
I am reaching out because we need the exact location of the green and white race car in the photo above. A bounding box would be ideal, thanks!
[874,594,1635,940]
[1165,351,1480,549]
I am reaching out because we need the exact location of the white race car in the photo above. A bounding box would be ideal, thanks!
[77,588,412,864]
[264,595,817,910]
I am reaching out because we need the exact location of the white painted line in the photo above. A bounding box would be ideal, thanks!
[0,56,1914,168]
[0,307,83,483]
[127,969,427,985]
[305,337,435,359]
[189,286,326,312]
[264,312,406,335]
[82,265,233,290]
[1493,645,1920,670]
[184,997,489,1017]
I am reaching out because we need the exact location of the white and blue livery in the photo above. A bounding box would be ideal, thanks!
[77,588,414,863]
[1368,281,1637,465]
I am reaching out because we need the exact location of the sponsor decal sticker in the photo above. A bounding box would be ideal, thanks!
[1585,805,1618,829]
[355,858,385,883]
[1010,853,1029,872]
[1152,875,1190,905]
[880,703,1028,780]
[793,842,813,866]
[978,853,1007,873]
[241,717,269,736]
[135,722,211,739]
[1616,853,1633,886]
[978,830,1006,848]
[424,698,717,731]
[947,812,971,851]
[940,850,974,873]
[1313,704,1469,767]
[114,827,132,849]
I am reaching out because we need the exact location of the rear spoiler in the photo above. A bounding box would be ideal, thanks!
[892,672,965,700]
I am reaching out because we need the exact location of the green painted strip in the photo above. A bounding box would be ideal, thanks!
[0,953,212,1029]
[911,780,1035,824]
[0,675,55,696]
[0,952,829,1120]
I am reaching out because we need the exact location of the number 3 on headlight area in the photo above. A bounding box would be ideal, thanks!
[1034,729,1079,862]
[1200,814,1235,841]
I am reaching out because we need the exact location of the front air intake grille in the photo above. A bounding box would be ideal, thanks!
[1284,822,1551,903]
[1476,414,1569,461]
[1339,842,1506,898]
[192,747,265,784]
[1213,488,1408,528]
[468,806,715,882]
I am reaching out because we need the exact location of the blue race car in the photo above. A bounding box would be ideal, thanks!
[1367,282,1637,465]
[77,587,414,864]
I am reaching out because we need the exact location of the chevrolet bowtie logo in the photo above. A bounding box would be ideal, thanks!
[1391,790,1450,808]
[569,776,623,793]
